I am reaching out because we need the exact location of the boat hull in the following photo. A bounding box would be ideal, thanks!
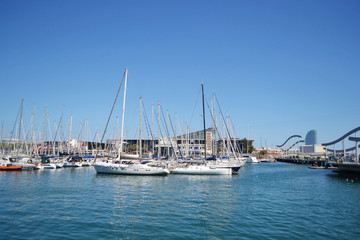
[43,163,57,169]
[63,162,82,167]
[171,165,232,175]
[0,166,22,171]
[333,163,360,174]
[94,162,169,176]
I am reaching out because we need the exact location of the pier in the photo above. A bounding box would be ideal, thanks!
[275,156,327,166]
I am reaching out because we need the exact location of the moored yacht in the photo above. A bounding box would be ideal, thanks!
[94,159,170,175]
[93,68,169,176]
[63,156,83,167]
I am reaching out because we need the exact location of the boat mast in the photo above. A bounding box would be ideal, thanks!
[139,97,142,157]
[158,102,161,158]
[1,122,3,154]
[212,93,217,157]
[167,110,170,158]
[201,84,206,161]
[152,104,154,155]
[18,99,24,155]
[118,68,128,161]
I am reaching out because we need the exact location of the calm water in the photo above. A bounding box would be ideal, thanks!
[1,163,359,239]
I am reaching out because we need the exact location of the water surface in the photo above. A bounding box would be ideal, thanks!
[1,163,359,239]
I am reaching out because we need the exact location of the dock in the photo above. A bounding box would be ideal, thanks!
[327,162,360,175]
[275,157,327,166]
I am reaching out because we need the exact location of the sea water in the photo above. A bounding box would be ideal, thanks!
[1,163,359,239]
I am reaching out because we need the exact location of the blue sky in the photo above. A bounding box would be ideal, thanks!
[1,0,359,148]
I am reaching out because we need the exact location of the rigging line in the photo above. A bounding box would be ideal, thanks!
[77,122,84,141]
[229,118,243,155]
[141,100,154,140]
[52,110,64,145]
[204,97,222,140]
[167,110,184,159]
[189,85,202,127]
[215,95,238,157]
[160,106,179,159]
[99,69,126,146]
[46,110,53,143]
[6,106,21,154]
[205,96,237,156]
[153,107,164,141]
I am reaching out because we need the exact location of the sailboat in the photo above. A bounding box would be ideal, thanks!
[34,156,57,170]
[171,84,232,175]
[93,68,169,176]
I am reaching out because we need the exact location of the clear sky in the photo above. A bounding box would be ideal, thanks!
[1,0,359,148]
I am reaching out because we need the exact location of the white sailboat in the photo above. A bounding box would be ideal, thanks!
[95,159,169,175]
[63,156,83,167]
[34,157,57,170]
[207,157,247,173]
[43,163,57,169]
[171,84,232,175]
[94,68,169,176]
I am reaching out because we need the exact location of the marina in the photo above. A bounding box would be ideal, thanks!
[1,1,359,239]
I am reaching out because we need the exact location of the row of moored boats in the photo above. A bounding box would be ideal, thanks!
[0,154,248,175]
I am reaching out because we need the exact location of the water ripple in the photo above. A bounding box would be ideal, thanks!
[1,164,360,239]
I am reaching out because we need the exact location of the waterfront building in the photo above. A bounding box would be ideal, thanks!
[106,127,253,158]
[300,130,325,156]
[299,145,326,155]
[305,130,317,145]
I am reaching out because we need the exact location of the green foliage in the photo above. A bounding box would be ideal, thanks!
[239,138,254,154]
[216,138,254,154]
[259,150,268,156]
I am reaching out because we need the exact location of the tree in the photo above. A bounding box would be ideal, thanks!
[259,150,268,156]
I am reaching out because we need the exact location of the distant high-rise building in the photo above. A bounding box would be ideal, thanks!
[305,130,317,145]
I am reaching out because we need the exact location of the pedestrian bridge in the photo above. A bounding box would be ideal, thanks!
[322,126,360,153]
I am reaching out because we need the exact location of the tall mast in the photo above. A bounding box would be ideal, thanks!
[157,102,161,158]
[174,112,177,158]
[167,110,170,158]
[59,108,64,155]
[18,99,24,154]
[118,68,128,160]
[212,93,217,156]
[152,104,154,155]
[201,84,206,160]
[68,115,72,154]
[139,97,142,157]
[53,121,57,156]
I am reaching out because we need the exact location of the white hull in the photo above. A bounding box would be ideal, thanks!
[246,157,259,163]
[12,162,36,170]
[55,162,63,168]
[81,162,92,166]
[171,165,232,175]
[43,163,57,169]
[34,163,57,170]
[34,164,43,170]
[207,158,246,173]
[120,153,141,159]
[63,162,82,167]
[94,162,169,175]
